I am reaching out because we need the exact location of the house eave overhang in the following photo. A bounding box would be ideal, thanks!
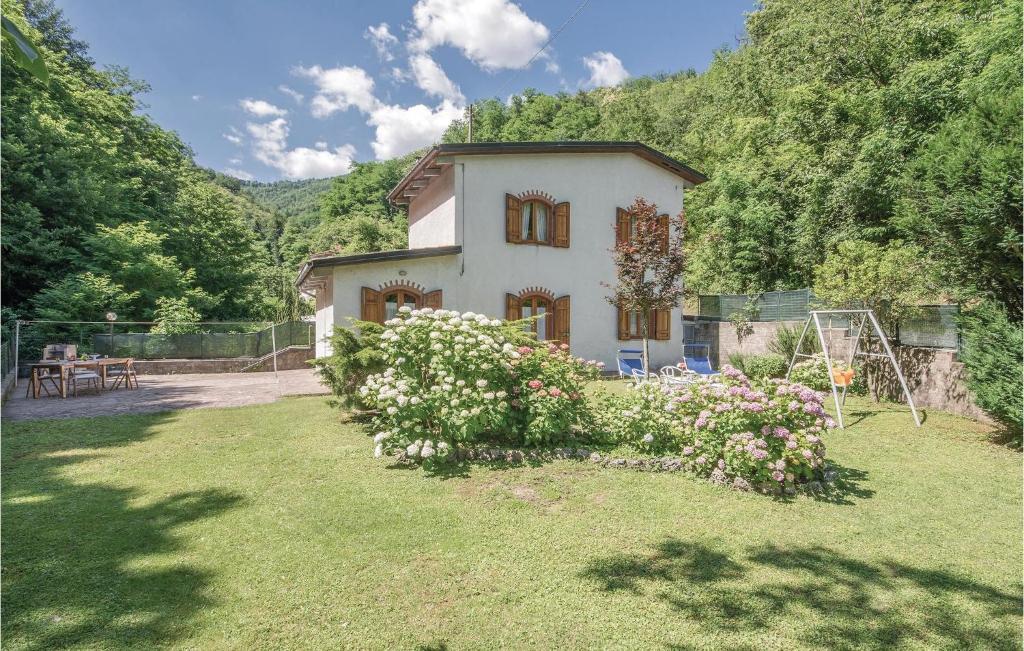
[387,141,709,206]
[295,245,462,290]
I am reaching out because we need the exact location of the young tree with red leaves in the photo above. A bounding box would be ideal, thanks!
[604,197,686,374]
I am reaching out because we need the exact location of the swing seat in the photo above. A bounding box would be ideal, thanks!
[832,368,855,387]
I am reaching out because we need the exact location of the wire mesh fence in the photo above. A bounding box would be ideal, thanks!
[695,289,959,350]
[13,320,314,370]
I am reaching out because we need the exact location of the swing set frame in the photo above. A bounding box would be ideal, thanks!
[785,309,921,429]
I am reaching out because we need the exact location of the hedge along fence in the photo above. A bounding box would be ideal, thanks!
[695,289,959,350]
[13,320,313,366]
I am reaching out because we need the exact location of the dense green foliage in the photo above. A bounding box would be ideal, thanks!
[0,0,296,324]
[957,301,1023,436]
[728,353,789,380]
[311,321,386,409]
[440,0,1021,321]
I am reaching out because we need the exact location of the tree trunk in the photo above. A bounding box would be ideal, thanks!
[641,315,651,377]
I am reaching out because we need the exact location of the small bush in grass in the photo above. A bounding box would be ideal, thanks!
[312,322,385,409]
[743,354,788,380]
[599,366,832,490]
[361,307,603,462]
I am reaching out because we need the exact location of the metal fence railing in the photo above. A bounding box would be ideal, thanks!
[89,321,314,360]
[897,305,959,350]
[14,320,314,369]
[697,289,814,322]
[695,289,959,350]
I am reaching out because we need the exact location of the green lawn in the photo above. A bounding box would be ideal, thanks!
[3,391,1021,650]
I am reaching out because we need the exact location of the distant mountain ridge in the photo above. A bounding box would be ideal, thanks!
[239,177,337,223]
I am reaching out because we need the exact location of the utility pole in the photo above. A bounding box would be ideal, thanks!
[467,103,473,143]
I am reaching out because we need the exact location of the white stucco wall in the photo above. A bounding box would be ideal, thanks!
[318,151,694,370]
[408,165,456,248]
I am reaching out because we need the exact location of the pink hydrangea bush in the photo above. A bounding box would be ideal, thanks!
[511,342,603,445]
[361,307,603,463]
[602,365,833,489]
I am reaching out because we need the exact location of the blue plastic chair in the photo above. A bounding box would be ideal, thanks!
[682,344,719,376]
[616,349,646,379]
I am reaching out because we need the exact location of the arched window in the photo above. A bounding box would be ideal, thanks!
[520,292,553,339]
[382,288,422,321]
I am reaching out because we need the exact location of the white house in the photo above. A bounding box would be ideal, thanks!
[296,142,708,369]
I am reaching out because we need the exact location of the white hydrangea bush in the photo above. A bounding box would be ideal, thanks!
[362,307,519,462]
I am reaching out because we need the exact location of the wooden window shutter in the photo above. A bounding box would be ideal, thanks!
[616,207,630,246]
[505,194,522,243]
[505,293,522,321]
[553,202,570,248]
[653,308,672,340]
[361,287,382,324]
[657,213,670,253]
[424,289,442,310]
[617,305,630,340]
[553,295,570,346]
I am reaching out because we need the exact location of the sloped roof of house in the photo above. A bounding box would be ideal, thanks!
[388,141,708,205]
[295,245,462,289]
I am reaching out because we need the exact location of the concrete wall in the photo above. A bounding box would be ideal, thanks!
[319,152,695,370]
[694,320,987,421]
[408,166,456,248]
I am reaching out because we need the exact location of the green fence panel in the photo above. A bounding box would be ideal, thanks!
[898,305,959,350]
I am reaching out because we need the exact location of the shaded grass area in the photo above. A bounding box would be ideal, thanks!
[2,394,1021,649]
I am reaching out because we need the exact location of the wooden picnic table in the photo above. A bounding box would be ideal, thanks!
[28,358,132,399]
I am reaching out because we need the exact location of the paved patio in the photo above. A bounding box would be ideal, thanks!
[1,369,329,421]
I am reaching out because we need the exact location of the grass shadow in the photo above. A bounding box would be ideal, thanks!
[582,537,1021,649]
[2,412,246,650]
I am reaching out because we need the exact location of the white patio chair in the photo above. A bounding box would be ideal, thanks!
[659,365,695,387]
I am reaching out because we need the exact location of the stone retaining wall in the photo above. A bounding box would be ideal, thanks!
[692,320,986,421]
[133,346,314,375]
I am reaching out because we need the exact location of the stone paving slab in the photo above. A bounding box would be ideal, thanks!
[1,369,329,422]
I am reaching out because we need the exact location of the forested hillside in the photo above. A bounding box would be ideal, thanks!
[1,0,297,325]
[3,0,1019,335]
[438,0,1021,321]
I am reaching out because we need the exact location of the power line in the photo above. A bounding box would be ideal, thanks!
[492,0,592,100]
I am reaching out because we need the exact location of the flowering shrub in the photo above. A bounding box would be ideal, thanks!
[512,342,603,446]
[598,365,833,490]
[361,307,603,463]
[596,383,679,452]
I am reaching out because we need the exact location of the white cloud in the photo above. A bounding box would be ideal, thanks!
[295,65,380,117]
[239,98,288,117]
[388,66,411,83]
[246,118,356,178]
[365,22,399,61]
[224,167,254,181]
[278,84,304,104]
[545,60,560,74]
[409,54,464,103]
[582,51,629,88]
[314,141,328,150]
[409,0,550,71]
[223,126,243,145]
[192,94,203,101]
[368,100,463,160]
[228,157,242,165]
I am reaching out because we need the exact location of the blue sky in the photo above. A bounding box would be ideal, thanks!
[57,0,753,181]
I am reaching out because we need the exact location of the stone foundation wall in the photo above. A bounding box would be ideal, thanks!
[133,346,314,375]
[691,320,986,421]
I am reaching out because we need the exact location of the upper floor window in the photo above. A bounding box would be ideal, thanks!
[521,201,549,244]
[505,193,570,248]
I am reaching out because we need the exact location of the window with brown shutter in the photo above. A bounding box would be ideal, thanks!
[657,213,670,253]
[424,290,442,310]
[505,293,522,321]
[617,306,630,341]
[653,308,671,340]
[553,202,570,248]
[505,193,522,242]
[615,207,630,246]
[553,295,570,345]
[361,287,382,324]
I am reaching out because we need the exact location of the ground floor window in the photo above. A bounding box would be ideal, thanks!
[383,290,420,321]
[520,294,553,340]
